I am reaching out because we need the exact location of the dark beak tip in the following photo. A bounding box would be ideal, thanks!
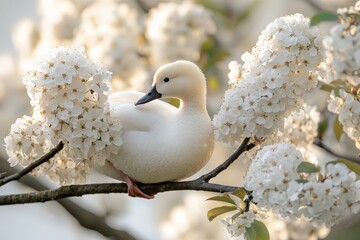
[135,86,162,106]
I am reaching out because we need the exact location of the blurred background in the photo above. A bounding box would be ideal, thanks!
[0,0,359,239]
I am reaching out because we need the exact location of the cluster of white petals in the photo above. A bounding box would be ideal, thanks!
[4,47,123,184]
[321,1,360,86]
[74,0,147,90]
[213,14,323,145]
[328,89,360,148]
[263,213,330,240]
[36,0,91,48]
[277,104,320,147]
[146,1,216,67]
[337,0,360,17]
[221,211,256,237]
[244,143,360,227]
[227,61,243,85]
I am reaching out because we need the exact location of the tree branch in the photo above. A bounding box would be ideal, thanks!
[0,181,239,205]
[313,139,360,164]
[58,198,136,240]
[0,157,136,239]
[201,137,250,182]
[0,142,64,186]
[0,138,252,205]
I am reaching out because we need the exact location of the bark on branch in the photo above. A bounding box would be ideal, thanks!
[0,138,252,205]
[313,139,360,164]
[0,142,64,186]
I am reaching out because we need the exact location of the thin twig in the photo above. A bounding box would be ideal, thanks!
[313,139,360,164]
[0,142,64,186]
[134,0,150,13]
[201,137,251,182]
[304,0,326,11]
[58,198,136,240]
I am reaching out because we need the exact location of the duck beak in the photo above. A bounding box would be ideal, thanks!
[135,86,162,106]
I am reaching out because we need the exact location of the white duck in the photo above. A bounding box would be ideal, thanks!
[95,60,214,199]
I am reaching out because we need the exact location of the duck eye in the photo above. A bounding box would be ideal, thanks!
[164,77,170,82]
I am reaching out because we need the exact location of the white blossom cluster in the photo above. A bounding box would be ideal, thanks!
[74,0,147,90]
[146,1,216,67]
[337,0,360,17]
[328,89,360,149]
[263,213,330,240]
[277,104,320,147]
[221,209,259,238]
[10,0,218,93]
[4,47,123,184]
[227,61,243,85]
[213,14,323,145]
[321,1,360,86]
[244,143,360,227]
[38,0,81,45]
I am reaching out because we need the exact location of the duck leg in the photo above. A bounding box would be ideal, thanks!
[119,170,155,199]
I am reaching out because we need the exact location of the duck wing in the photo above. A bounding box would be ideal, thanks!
[108,92,177,131]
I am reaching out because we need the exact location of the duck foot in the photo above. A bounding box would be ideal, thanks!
[120,171,154,199]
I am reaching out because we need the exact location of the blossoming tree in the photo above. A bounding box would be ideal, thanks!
[1,0,360,239]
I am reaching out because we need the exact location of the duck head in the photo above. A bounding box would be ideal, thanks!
[135,60,206,107]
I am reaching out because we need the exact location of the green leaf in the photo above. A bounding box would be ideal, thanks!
[333,87,341,97]
[333,116,344,142]
[319,83,334,93]
[317,118,328,139]
[198,0,227,16]
[330,79,348,86]
[245,223,257,240]
[201,38,215,51]
[297,162,319,173]
[296,178,309,184]
[310,11,339,26]
[245,220,270,240]
[206,194,236,206]
[207,206,237,222]
[231,212,242,221]
[328,159,360,176]
[330,80,352,93]
[232,188,247,200]
[200,38,229,70]
[252,220,270,240]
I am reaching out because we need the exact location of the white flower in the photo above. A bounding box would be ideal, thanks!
[328,89,360,149]
[277,104,320,147]
[146,1,216,67]
[6,46,123,184]
[213,14,323,145]
[74,0,145,90]
[4,115,54,167]
[320,1,360,86]
[245,143,303,206]
[263,213,330,240]
[228,61,243,85]
[326,163,353,186]
[244,141,360,227]
[38,0,81,43]
[222,210,258,238]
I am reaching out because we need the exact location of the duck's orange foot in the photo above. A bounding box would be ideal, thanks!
[121,171,154,199]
